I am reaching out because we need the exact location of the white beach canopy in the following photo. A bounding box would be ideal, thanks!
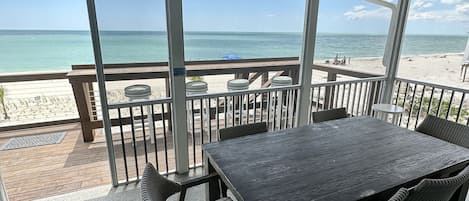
[464,33,469,63]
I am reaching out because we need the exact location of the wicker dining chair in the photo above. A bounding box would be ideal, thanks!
[219,122,268,141]
[388,165,469,201]
[141,163,232,201]
[312,107,348,123]
[388,188,409,201]
[416,115,469,148]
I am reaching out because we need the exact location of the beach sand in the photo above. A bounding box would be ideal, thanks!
[0,53,467,127]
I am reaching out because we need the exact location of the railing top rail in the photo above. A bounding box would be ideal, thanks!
[72,57,300,70]
[108,97,172,109]
[0,71,68,83]
[396,77,469,94]
[311,76,386,88]
[186,85,301,100]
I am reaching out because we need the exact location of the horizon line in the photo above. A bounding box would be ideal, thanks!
[0,29,466,36]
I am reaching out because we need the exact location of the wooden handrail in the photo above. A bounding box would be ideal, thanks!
[0,71,68,83]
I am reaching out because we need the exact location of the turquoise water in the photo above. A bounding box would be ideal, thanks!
[0,30,467,73]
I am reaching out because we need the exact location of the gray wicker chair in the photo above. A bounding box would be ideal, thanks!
[219,122,268,141]
[388,165,469,201]
[312,107,348,123]
[141,163,232,201]
[416,115,469,148]
[388,188,409,201]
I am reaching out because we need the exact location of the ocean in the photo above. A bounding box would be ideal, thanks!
[0,30,467,73]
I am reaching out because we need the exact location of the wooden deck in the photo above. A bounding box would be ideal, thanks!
[0,122,209,201]
[0,123,112,201]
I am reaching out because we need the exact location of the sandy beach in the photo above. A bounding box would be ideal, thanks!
[0,53,467,127]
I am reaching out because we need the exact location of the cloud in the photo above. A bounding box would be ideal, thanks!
[440,0,461,4]
[344,5,391,20]
[412,0,433,10]
[456,3,469,15]
[344,2,469,23]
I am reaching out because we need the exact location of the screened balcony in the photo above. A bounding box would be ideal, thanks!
[1,0,469,200]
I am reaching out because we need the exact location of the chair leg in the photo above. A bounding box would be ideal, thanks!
[179,188,187,201]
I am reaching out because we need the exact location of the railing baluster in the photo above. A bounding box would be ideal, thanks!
[140,105,149,164]
[232,95,235,127]
[328,85,334,110]
[356,82,363,116]
[273,91,278,131]
[445,91,455,120]
[427,87,435,116]
[346,83,352,112]
[191,100,196,166]
[117,108,129,182]
[456,93,465,123]
[334,84,340,109]
[161,103,169,174]
[246,94,250,124]
[200,98,204,161]
[414,86,426,129]
[208,98,212,143]
[254,93,257,123]
[239,95,243,125]
[317,87,321,112]
[362,82,369,115]
[351,83,357,116]
[267,92,271,127]
[224,96,227,129]
[436,89,445,118]
[260,93,264,123]
[394,80,402,105]
[216,97,220,141]
[406,84,417,129]
[399,82,410,126]
[128,107,139,179]
[309,87,315,124]
[341,84,346,108]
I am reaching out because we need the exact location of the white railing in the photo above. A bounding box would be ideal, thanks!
[309,76,387,123]
[394,78,469,129]
[185,85,301,167]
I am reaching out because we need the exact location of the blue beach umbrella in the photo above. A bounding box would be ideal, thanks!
[223,54,241,60]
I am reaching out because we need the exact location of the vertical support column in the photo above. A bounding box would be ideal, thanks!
[381,0,410,104]
[166,0,189,174]
[297,0,320,127]
[86,0,118,186]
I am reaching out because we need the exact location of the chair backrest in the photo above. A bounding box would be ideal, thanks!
[388,188,409,201]
[219,122,268,141]
[312,107,348,123]
[416,115,469,148]
[403,165,469,201]
[141,163,181,201]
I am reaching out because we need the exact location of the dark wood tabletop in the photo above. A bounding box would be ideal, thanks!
[202,116,469,201]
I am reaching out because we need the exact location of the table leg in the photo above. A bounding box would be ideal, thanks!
[71,81,94,142]
[204,154,221,201]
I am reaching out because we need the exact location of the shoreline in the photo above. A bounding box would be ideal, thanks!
[0,52,466,75]
[0,53,468,126]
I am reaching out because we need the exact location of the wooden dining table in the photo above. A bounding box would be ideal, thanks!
[202,116,469,201]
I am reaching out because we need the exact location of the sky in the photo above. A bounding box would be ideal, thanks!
[0,0,468,35]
